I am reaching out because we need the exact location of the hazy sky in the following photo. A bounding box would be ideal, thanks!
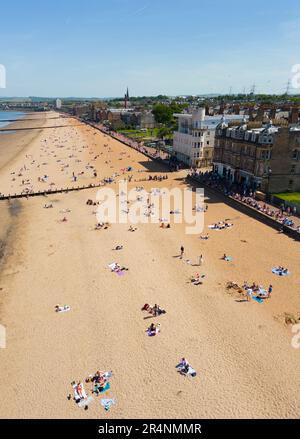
[0,0,299,97]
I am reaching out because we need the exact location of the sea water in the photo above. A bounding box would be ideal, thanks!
[0,111,25,131]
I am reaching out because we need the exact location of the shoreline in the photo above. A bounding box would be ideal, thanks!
[0,112,49,174]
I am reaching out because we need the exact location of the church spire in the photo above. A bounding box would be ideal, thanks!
[124,87,129,108]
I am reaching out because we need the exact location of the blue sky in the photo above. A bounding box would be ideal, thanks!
[0,0,299,97]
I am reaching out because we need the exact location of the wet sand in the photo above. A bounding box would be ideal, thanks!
[0,114,299,419]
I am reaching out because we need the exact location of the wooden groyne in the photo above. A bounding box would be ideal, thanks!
[0,183,105,201]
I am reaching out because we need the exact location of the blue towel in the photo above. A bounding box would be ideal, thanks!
[252,296,263,303]
[272,268,290,276]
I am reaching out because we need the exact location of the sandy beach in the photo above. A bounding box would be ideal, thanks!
[0,112,299,419]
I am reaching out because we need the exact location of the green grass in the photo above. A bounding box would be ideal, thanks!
[117,128,173,141]
[275,192,300,203]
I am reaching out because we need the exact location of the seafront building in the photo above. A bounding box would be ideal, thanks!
[97,108,156,130]
[55,99,62,109]
[213,119,300,193]
[172,108,246,168]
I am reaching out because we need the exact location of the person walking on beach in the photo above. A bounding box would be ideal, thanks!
[268,284,273,298]
[199,254,204,266]
[180,246,184,259]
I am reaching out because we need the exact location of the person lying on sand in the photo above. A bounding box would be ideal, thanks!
[160,223,171,229]
[147,323,160,336]
[110,263,129,273]
[44,203,53,209]
[200,234,209,240]
[190,273,205,285]
[176,358,197,377]
[114,245,123,250]
[95,222,110,230]
[55,304,70,313]
[128,226,137,232]
[142,304,166,316]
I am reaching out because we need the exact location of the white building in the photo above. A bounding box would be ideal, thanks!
[173,108,246,167]
[55,98,62,109]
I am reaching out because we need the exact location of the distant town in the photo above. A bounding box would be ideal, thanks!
[1,90,300,206]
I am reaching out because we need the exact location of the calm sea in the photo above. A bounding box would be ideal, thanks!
[0,111,25,130]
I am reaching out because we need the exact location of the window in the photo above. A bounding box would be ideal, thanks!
[291,165,296,174]
[292,149,299,161]
[207,141,210,145]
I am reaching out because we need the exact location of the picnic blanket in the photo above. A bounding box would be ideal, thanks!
[272,268,290,276]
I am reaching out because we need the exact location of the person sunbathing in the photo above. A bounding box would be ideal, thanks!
[114,245,123,250]
[147,323,158,335]
[142,303,153,312]
[55,304,70,312]
[200,234,209,240]
[152,304,166,316]
[178,358,190,374]
[75,383,85,400]
[129,225,137,232]
[191,273,204,285]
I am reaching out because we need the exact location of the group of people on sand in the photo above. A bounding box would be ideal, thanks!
[209,221,233,230]
[190,273,205,286]
[85,370,113,396]
[141,304,166,336]
[243,281,273,301]
[160,222,171,229]
[148,174,168,181]
[273,266,289,276]
[95,222,110,230]
[142,303,166,317]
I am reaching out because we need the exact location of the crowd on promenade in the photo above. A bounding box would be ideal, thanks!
[88,122,167,162]
[188,170,300,233]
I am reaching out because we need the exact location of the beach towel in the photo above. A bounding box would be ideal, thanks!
[272,268,290,276]
[258,288,268,296]
[73,383,93,407]
[56,306,71,313]
[100,382,110,393]
[176,363,197,377]
[101,398,116,411]
[252,296,264,303]
[225,257,233,262]
[108,263,118,271]
[78,395,94,408]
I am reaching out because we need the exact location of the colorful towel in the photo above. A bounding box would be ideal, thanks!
[101,398,116,411]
